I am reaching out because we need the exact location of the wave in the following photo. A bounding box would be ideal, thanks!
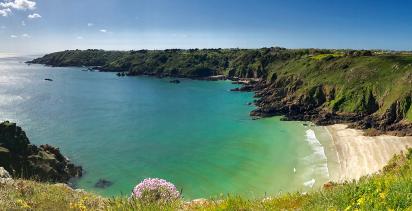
[303,178,316,188]
[305,129,330,178]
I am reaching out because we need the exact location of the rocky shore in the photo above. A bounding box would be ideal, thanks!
[232,80,412,136]
[0,121,82,183]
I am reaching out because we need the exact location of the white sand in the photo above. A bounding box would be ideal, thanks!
[326,124,412,182]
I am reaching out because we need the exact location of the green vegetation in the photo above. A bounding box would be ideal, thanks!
[30,48,412,125]
[2,149,412,210]
[310,52,344,60]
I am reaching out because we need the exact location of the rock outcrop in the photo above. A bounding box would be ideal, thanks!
[0,167,13,184]
[246,80,412,136]
[0,121,82,183]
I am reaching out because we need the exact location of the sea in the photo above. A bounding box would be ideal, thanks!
[0,56,339,199]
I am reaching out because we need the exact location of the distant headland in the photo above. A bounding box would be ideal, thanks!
[28,47,412,136]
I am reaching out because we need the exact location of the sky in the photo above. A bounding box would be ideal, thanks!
[1,0,412,54]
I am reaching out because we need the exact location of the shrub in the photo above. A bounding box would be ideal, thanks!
[131,178,180,203]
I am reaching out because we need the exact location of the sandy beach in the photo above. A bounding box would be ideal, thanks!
[326,124,412,182]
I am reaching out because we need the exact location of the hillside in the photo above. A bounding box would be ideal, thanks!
[29,48,412,135]
[1,148,412,210]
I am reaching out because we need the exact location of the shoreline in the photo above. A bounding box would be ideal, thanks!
[325,124,412,182]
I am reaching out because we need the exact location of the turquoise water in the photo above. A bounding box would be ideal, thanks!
[0,57,334,199]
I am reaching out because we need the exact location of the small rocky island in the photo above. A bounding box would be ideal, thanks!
[0,121,82,183]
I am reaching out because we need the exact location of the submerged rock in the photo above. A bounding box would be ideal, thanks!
[116,72,126,77]
[44,78,53,81]
[230,85,254,92]
[169,79,181,84]
[94,179,113,188]
[0,121,82,183]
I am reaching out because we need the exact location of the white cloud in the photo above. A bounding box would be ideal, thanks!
[27,13,40,19]
[76,36,84,40]
[21,20,25,26]
[0,0,36,10]
[21,33,30,38]
[0,8,11,16]
[87,23,94,27]
[10,34,17,38]
[99,29,107,33]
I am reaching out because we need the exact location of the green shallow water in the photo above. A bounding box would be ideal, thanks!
[0,57,335,199]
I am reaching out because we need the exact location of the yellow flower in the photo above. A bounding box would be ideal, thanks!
[357,197,365,206]
[16,199,31,209]
[344,205,352,211]
[379,192,386,199]
[70,200,87,211]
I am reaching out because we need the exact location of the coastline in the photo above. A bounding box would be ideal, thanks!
[325,124,412,182]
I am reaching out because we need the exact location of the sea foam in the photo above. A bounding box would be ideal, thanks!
[303,178,315,188]
[305,129,330,178]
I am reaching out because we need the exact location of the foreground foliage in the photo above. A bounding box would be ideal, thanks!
[1,149,412,210]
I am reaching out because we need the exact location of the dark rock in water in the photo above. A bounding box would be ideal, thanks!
[170,79,180,84]
[230,85,254,92]
[44,78,53,81]
[247,102,253,106]
[116,72,126,77]
[0,121,82,183]
[94,179,113,188]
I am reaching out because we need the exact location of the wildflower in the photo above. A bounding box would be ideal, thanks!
[69,199,87,211]
[16,199,31,209]
[344,205,352,211]
[131,178,180,203]
[379,192,386,199]
[357,196,365,206]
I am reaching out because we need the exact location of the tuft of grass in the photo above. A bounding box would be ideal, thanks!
[0,180,105,210]
[406,107,412,122]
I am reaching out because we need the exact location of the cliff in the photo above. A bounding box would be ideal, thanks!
[0,121,82,183]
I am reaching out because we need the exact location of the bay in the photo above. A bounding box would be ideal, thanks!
[0,57,334,199]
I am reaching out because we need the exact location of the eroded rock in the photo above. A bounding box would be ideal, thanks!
[0,121,82,183]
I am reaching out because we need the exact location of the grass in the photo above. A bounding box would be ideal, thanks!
[407,108,412,122]
[310,53,344,60]
[2,149,412,210]
[267,55,412,115]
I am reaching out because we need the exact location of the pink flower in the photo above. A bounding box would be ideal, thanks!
[132,178,180,202]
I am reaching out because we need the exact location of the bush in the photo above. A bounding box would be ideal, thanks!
[131,178,180,203]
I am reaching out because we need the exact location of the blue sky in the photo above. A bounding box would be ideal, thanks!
[1,0,412,54]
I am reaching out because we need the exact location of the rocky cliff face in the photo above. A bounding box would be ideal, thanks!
[0,121,82,183]
[246,79,412,136]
